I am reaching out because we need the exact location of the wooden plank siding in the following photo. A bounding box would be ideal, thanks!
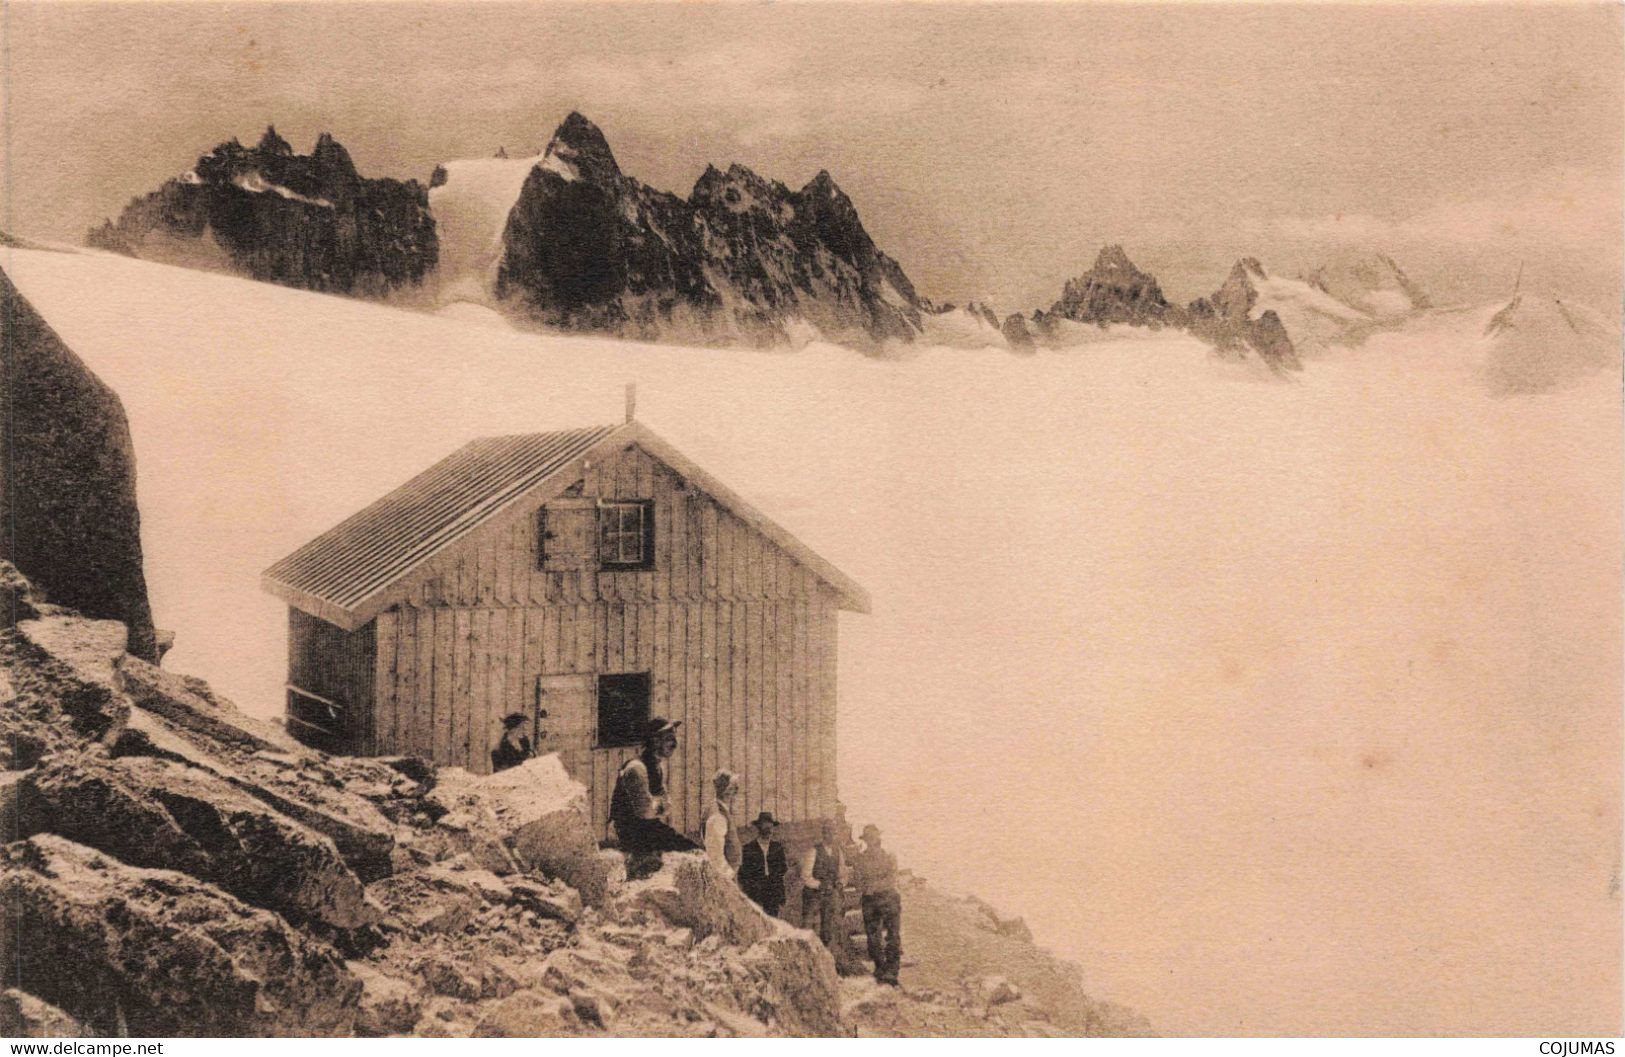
[330,441,841,835]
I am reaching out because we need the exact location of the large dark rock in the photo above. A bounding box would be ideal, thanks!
[1047,245,1176,328]
[0,834,361,1036]
[87,127,436,296]
[0,270,157,660]
[1001,313,1036,353]
[17,753,379,934]
[496,113,923,352]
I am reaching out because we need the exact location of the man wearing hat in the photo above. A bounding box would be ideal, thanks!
[609,717,699,874]
[737,811,789,917]
[851,823,903,986]
[490,713,533,773]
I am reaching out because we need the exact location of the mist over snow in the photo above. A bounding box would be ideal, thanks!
[5,246,1618,1035]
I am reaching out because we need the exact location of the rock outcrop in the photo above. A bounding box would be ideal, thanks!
[1001,313,1036,353]
[462,755,612,904]
[16,753,379,935]
[495,113,923,352]
[88,127,436,296]
[1186,258,1302,373]
[1047,245,1177,329]
[0,834,362,1036]
[0,270,158,659]
[0,988,88,1038]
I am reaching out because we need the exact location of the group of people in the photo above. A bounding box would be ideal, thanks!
[492,713,903,984]
[715,797,903,987]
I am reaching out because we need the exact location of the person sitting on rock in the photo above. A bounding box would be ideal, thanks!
[852,823,903,986]
[609,717,699,876]
[738,811,789,917]
[703,770,742,876]
[490,713,533,773]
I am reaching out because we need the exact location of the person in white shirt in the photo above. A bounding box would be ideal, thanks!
[703,770,742,875]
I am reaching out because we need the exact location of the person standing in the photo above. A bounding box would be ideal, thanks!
[609,718,699,876]
[703,770,742,876]
[800,819,860,973]
[737,811,788,917]
[851,823,902,986]
[490,713,533,773]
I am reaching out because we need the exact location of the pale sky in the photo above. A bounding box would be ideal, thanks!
[4,1,1621,311]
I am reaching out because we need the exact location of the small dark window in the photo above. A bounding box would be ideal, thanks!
[599,500,654,570]
[597,672,651,748]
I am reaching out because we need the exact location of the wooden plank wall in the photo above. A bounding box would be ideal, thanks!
[288,608,376,751]
[369,443,843,835]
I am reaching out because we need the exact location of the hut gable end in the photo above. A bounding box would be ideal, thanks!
[403,442,831,610]
[263,423,868,629]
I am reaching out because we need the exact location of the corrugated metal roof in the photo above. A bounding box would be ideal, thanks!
[264,424,617,616]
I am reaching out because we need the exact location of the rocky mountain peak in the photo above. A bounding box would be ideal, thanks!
[802,169,843,198]
[257,126,293,157]
[496,119,922,351]
[1212,258,1264,318]
[1091,244,1141,275]
[87,127,435,296]
[690,162,782,212]
[543,112,621,185]
[1051,245,1172,327]
[310,132,360,183]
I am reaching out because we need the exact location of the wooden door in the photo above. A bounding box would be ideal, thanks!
[535,672,595,778]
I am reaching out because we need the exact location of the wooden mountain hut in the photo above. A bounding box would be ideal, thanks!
[260,417,869,837]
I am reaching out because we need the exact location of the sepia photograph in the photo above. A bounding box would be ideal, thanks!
[0,0,1620,1042]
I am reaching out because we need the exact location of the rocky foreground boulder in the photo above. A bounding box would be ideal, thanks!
[0,834,362,1036]
[16,753,379,936]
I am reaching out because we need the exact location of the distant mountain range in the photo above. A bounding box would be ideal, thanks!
[88,113,1440,367]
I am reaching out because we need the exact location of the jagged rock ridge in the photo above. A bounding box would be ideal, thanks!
[495,113,924,351]
[1185,257,1302,373]
[88,127,437,296]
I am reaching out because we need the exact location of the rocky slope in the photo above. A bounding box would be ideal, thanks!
[493,113,924,352]
[0,269,158,659]
[87,128,436,296]
[0,568,1150,1038]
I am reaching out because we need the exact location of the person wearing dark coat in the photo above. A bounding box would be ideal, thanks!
[490,713,533,772]
[737,811,789,917]
[609,717,700,877]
